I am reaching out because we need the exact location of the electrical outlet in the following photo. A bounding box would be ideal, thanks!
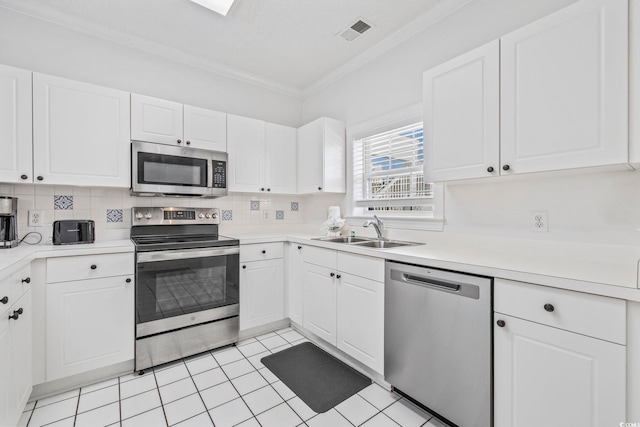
[531,211,548,232]
[28,210,43,227]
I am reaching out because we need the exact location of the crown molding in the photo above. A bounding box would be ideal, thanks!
[301,0,475,98]
[0,0,305,99]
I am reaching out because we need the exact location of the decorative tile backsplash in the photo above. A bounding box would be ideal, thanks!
[250,200,261,211]
[221,210,233,221]
[106,209,123,223]
[276,210,284,220]
[54,195,73,210]
[291,202,299,212]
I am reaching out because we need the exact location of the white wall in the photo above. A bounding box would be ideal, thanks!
[0,8,302,127]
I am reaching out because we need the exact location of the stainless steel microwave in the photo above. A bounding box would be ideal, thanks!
[131,141,228,197]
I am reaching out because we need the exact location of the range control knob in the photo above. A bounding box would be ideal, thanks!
[144,212,153,219]
[210,212,217,219]
[198,213,205,219]
[205,213,211,219]
[135,212,144,220]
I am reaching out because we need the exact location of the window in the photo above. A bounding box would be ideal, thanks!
[353,122,434,215]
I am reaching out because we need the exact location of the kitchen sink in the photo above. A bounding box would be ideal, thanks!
[352,240,417,249]
[312,236,372,243]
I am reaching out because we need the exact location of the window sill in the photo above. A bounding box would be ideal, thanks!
[345,215,445,232]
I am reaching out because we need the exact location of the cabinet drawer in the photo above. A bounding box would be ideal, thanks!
[47,253,134,283]
[0,264,31,312]
[494,279,626,344]
[338,252,384,282]
[301,246,336,269]
[240,243,284,262]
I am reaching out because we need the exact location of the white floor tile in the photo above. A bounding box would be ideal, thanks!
[29,397,78,427]
[77,384,120,413]
[192,367,228,391]
[120,373,157,399]
[237,340,269,358]
[199,381,239,410]
[306,408,353,427]
[121,389,162,420]
[159,378,198,404]
[258,367,279,383]
[246,351,270,370]
[242,385,284,415]
[163,394,206,426]
[361,412,401,427]
[154,363,190,387]
[237,337,258,347]
[270,343,293,353]
[212,347,244,366]
[221,358,255,379]
[424,417,448,427]
[383,399,430,427]
[254,332,277,341]
[74,402,120,427]
[336,393,379,425]
[287,396,317,421]
[208,398,253,427]
[185,354,218,375]
[36,416,75,427]
[256,402,303,427]
[81,377,119,395]
[279,330,304,343]
[231,371,269,395]
[35,389,79,408]
[121,407,167,427]
[172,412,214,427]
[358,384,401,410]
[275,327,293,334]
[260,335,289,349]
[271,380,296,401]
[235,418,261,427]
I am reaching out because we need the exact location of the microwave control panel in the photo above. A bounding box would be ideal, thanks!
[212,160,227,188]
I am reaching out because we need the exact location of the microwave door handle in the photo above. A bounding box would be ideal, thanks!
[207,159,213,188]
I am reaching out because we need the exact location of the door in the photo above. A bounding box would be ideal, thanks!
[337,273,384,373]
[494,314,626,427]
[46,276,134,381]
[183,105,226,151]
[240,259,284,330]
[0,64,32,184]
[423,40,500,181]
[131,94,183,146]
[227,115,265,192]
[287,244,304,325]
[302,262,336,346]
[500,0,628,174]
[265,122,297,194]
[32,73,130,187]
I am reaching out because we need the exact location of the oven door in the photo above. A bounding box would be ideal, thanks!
[135,246,239,338]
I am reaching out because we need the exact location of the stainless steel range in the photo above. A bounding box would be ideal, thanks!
[131,207,239,372]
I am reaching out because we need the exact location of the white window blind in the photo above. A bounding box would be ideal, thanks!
[353,122,433,212]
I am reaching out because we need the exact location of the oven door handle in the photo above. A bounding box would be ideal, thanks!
[137,247,239,263]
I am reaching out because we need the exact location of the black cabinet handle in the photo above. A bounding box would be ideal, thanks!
[262,250,266,254]
[318,187,322,191]
[497,320,506,327]
[126,278,132,283]
[1,296,8,304]
[502,165,510,171]
[267,188,271,192]
[487,167,494,173]
[186,141,191,145]
[90,264,97,270]
[242,265,247,269]
[544,303,555,312]
[260,188,265,191]
[330,272,335,277]
[37,176,44,181]
[297,246,302,250]
[21,277,30,284]
[177,139,182,144]
[20,174,28,180]
[15,308,23,315]
[336,274,341,279]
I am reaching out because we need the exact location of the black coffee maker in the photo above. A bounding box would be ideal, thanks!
[0,196,18,248]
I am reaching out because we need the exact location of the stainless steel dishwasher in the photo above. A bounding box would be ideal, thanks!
[385,261,492,427]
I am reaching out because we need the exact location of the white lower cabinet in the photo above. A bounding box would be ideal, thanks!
[302,262,337,345]
[494,279,626,427]
[287,244,304,325]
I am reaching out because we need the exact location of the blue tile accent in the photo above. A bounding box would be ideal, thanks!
[54,195,73,210]
[250,201,261,211]
[106,209,123,223]
[290,202,299,212]
[222,210,233,221]
[276,210,284,220]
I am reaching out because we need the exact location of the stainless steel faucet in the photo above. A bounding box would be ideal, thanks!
[363,215,386,240]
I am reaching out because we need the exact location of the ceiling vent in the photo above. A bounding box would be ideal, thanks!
[338,18,373,41]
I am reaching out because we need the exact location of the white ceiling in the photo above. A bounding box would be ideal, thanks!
[1,0,466,95]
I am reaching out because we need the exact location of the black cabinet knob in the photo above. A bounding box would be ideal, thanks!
[16,308,23,315]
[502,164,510,171]
[20,174,28,180]
[37,176,44,181]
[497,320,506,327]
[297,246,302,250]
[177,139,182,144]
[267,188,271,192]
[1,296,8,304]
[487,167,494,173]
[544,303,555,312]
[21,277,30,284]
[336,274,341,279]
[260,188,265,191]
[8,312,19,320]
[242,265,247,269]
[318,187,322,191]
[330,272,335,277]
[186,141,191,145]
[126,278,132,283]
[262,250,266,254]
[90,264,97,270]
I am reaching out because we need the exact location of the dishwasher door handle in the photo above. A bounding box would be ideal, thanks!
[391,269,480,299]
[403,273,460,292]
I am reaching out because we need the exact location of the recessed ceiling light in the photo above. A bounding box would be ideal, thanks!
[188,0,236,16]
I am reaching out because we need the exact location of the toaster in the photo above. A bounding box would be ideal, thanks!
[52,220,95,245]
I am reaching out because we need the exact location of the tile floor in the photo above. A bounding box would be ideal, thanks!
[20,328,437,427]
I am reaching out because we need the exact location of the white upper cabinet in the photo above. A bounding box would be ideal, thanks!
[227,115,297,194]
[500,0,628,174]
[33,73,130,187]
[131,94,227,151]
[424,0,629,181]
[423,41,500,181]
[297,117,345,194]
[0,64,32,184]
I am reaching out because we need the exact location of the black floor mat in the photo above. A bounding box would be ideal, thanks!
[261,341,371,413]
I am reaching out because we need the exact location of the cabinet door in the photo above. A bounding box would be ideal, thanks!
[131,93,183,146]
[46,276,134,381]
[287,244,304,325]
[0,64,32,184]
[239,259,284,331]
[33,74,130,187]
[265,123,297,194]
[322,118,346,193]
[494,314,626,427]
[297,119,324,194]
[227,115,265,192]
[337,273,384,373]
[10,290,32,417]
[183,105,226,151]
[0,301,10,425]
[302,262,336,346]
[500,0,628,174]
[423,40,500,181]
